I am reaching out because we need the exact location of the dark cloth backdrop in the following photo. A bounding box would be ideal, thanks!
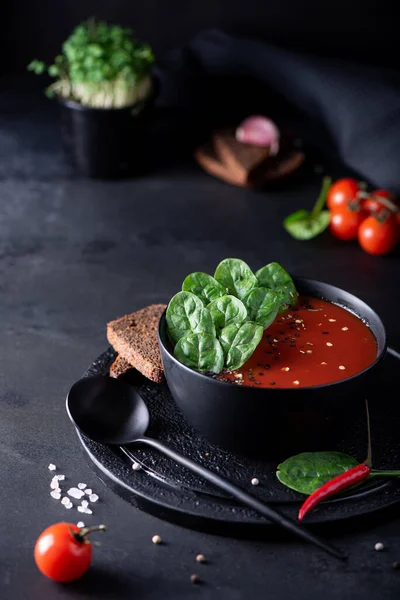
[158,30,400,192]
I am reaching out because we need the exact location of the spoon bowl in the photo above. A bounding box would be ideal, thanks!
[67,376,149,445]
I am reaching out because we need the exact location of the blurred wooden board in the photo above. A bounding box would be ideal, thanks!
[194,129,305,188]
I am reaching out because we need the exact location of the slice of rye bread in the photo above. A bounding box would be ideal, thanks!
[213,130,271,183]
[109,355,135,379]
[195,137,304,188]
[107,304,166,383]
[194,140,253,188]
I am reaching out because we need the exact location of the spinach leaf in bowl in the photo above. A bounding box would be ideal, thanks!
[182,272,226,305]
[242,287,280,329]
[166,291,215,343]
[214,258,257,300]
[207,295,247,331]
[166,258,299,375]
[255,262,298,308]
[174,332,224,373]
[219,321,263,371]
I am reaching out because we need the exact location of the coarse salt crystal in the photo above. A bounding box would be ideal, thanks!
[68,488,85,500]
[339,365,346,370]
[61,497,69,506]
[328,319,336,322]
[65,502,73,509]
[48,464,56,471]
[55,474,65,481]
[50,480,60,490]
[281,367,290,372]
[326,342,333,347]
[50,490,61,500]
[306,350,313,354]
[78,483,87,490]
[89,494,99,503]
[251,478,259,486]
[85,489,92,495]
[77,506,85,513]
[81,500,89,508]
[132,462,141,471]
[342,327,349,331]
[293,380,300,386]
[77,521,85,528]
[83,507,93,515]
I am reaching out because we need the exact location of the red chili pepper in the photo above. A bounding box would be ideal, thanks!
[298,464,371,521]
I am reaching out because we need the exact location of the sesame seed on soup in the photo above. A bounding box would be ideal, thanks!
[217,296,377,388]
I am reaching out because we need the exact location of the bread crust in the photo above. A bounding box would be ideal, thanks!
[107,304,166,383]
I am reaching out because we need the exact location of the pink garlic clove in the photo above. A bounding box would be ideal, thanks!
[236,116,280,154]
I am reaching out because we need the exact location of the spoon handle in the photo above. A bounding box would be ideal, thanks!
[123,437,345,560]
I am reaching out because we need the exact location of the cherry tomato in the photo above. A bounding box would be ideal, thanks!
[363,189,394,214]
[329,207,367,241]
[34,522,106,582]
[358,214,399,256]
[327,178,360,211]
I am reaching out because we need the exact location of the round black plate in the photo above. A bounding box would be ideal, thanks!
[76,348,400,536]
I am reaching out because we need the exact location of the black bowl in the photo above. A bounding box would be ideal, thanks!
[158,277,387,458]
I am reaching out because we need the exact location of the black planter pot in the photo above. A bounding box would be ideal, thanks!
[58,92,155,179]
[158,277,387,459]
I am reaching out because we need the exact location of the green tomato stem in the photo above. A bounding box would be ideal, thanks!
[73,524,107,544]
[357,191,399,213]
[311,176,332,218]
[80,524,107,536]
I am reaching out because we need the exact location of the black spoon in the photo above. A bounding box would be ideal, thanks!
[66,375,345,560]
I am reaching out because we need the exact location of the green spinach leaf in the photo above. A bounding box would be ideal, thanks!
[219,321,263,370]
[214,258,257,300]
[255,262,298,308]
[174,332,224,373]
[242,287,280,329]
[283,176,332,241]
[207,295,248,331]
[182,272,226,305]
[283,210,330,241]
[276,451,359,495]
[166,291,215,343]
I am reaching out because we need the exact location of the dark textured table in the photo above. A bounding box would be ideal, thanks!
[0,79,399,600]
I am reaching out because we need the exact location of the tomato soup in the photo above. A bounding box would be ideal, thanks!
[217,296,377,388]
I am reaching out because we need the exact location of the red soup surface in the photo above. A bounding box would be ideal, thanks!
[218,296,377,388]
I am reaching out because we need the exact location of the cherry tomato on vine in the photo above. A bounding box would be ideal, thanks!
[329,207,367,241]
[34,522,106,582]
[358,214,399,256]
[363,189,394,214]
[326,178,360,211]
